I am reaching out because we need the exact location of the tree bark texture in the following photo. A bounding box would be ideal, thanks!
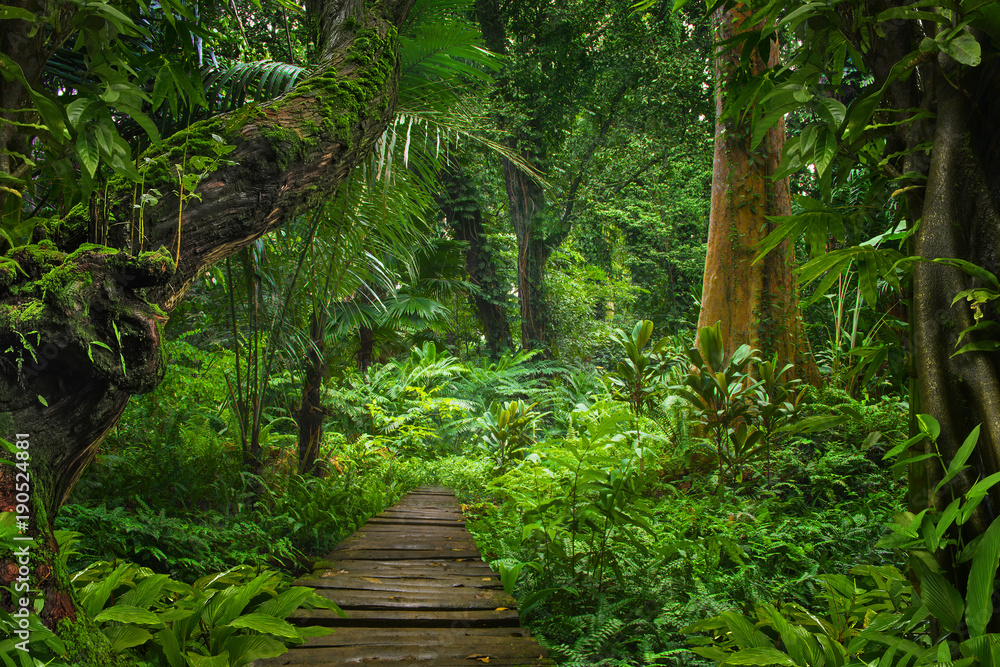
[697,6,819,383]
[297,311,327,475]
[438,156,513,358]
[0,0,417,630]
[911,60,1000,536]
[504,160,565,352]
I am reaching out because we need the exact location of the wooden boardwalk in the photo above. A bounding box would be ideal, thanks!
[258,486,555,666]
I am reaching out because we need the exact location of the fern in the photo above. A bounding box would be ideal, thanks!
[203,59,310,113]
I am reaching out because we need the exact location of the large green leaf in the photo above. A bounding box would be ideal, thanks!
[965,518,1000,638]
[184,652,229,667]
[911,558,964,634]
[939,33,981,66]
[79,563,130,618]
[222,634,288,666]
[225,613,299,638]
[103,625,154,653]
[94,604,163,626]
[935,425,981,494]
[722,647,800,666]
[721,611,772,649]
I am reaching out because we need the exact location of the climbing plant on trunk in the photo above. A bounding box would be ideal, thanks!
[696,4,818,384]
[676,0,1000,633]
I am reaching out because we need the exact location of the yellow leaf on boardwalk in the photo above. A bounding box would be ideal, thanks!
[495,607,508,611]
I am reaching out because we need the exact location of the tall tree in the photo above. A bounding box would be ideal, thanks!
[437,152,513,357]
[697,5,818,382]
[475,0,685,352]
[0,0,418,638]
[696,0,1000,633]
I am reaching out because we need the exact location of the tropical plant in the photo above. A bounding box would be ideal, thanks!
[478,400,544,473]
[685,419,1000,667]
[495,405,657,589]
[674,324,764,488]
[606,319,676,469]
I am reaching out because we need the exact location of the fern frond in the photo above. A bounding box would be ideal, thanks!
[203,59,310,113]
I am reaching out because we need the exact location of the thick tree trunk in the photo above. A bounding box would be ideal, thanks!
[0,0,417,635]
[438,156,513,358]
[912,62,1000,536]
[697,7,818,383]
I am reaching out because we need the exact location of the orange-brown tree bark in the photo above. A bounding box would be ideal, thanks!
[697,6,818,383]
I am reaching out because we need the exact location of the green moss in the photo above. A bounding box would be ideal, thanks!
[31,205,90,252]
[135,247,175,272]
[135,116,233,192]
[3,299,45,327]
[0,257,22,287]
[9,239,64,270]
[56,615,136,667]
[259,123,322,172]
[36,255,94,312]
[269,24,398,152]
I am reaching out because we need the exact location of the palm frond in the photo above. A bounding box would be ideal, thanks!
[399,21,498,109]
[203,59,310,113]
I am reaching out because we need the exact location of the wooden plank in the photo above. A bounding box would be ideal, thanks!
[294,576,502,591]
[324,549,482,560]
[312,587,517,610]
[333,537,478,550]
[346,526,471,535]
[290,607,522,627]
[297,627,532,645]
[309,560,497,576]
[256,487,552,666]
[257,637,552,664]
[261,657,553,666]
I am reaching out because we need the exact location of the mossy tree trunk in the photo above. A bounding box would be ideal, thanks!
[697,6,818,383]
[437,155,513,358]
[0,0,417,638]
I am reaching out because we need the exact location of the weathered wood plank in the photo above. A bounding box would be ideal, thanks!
[333,537,478,550]
[298,627,531,645]
[253,487,552,666]
[263,654,553,666]
[290,607,522,627]
[324,548,483,560]
[294,576,502,591]
[309,560,497,576]
[311,587,517,610]
[259,638,552,664]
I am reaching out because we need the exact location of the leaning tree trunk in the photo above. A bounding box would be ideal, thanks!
[697,6,818,383]
[0,0,417,637]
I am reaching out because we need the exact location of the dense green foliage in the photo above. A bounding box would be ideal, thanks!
[5,0,1000,664]
[1,329,908,666]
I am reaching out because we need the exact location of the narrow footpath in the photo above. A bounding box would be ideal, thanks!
[257,486,556,666]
